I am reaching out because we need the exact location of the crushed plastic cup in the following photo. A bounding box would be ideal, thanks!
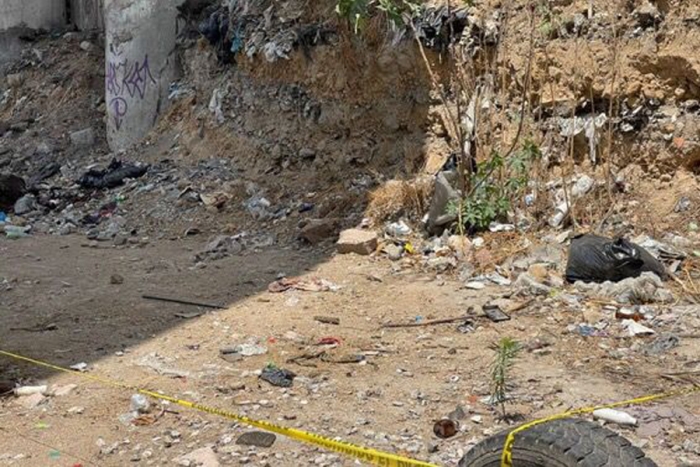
[4,225,31,238]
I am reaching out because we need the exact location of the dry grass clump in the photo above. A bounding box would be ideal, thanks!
[366,176,434,223]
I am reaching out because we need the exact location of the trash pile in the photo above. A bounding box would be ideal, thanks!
[198,1,337,64]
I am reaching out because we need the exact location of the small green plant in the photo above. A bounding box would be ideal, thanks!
[447,139,540,232]
[489,337,521,418]
[336,0,419,33]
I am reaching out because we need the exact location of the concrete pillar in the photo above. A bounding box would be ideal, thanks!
[104,0,181,151]
[70,0,105,31]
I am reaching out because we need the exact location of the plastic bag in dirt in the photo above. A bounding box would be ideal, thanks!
[565,233,667,283]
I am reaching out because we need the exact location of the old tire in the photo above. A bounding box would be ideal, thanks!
[458,418,657,467]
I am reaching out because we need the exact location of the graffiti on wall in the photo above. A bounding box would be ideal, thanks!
[105,51,156,130]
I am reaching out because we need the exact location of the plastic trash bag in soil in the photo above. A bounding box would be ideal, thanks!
[78,159,148,190]
[565,233,667,283]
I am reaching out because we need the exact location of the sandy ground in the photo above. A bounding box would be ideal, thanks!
[1,235,699,466]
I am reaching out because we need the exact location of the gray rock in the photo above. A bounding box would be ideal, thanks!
[514,273,553,296]
[298,219,338,244]
[58,222,78,235]
[13,194,36,215]
[236,431,276,448]
[70,128,95,147]
[384,243,403,261]
[36,142,52,155]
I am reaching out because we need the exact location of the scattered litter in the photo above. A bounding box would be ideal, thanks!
[70,362,88,372]
[130,394,150,414]
[78,158,148,189]
[14,385,47,396]
[572,324,608,337]
[557,114,608,164]
[573,272,673,304]
[385,221,412,237]
[634,235,686,261]
[259,367,296,388]
[456,320,475,333]
[236,431,277,448]
[382,313,474,329]
[268,277,340,293]
[465,281,486,290]
[5,225,31,238]
[644,334,680,355]
[316,337,342,346]
[314,316,340,325]
[483,304,511,323]
[486,273,511,286]
[195,235,245,261]
[622,319,655,337]
[489,222,515,232]
[433,419,459,439]
[675,196,691,213]
[593,408,637,426]
[220,343,268,362]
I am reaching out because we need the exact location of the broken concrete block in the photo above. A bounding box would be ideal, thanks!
[337,229,378,255]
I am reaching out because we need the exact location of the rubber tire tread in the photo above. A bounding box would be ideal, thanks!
[458,418,657,467]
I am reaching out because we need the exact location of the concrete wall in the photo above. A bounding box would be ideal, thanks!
[70,0,105,31]
[0,0,66,31]
[104,0,182,151]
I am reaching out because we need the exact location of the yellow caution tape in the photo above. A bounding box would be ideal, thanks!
[500,385,700,467]
[0,349,437,467]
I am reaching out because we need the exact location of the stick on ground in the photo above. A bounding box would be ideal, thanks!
[142,294,225,309]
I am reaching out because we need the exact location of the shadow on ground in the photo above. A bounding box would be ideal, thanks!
[0,235,331,381]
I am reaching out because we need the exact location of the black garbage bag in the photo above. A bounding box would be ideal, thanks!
[565,233,667,283]
[78,159,148,190]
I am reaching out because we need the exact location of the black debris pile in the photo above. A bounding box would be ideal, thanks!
[412,6,470,51]
[78,159,149,190]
